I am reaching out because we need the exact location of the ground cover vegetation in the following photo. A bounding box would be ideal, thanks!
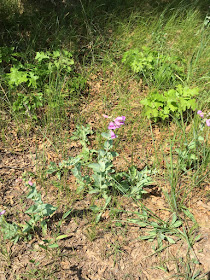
[0,0,209,279]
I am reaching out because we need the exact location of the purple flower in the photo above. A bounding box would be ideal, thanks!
[107,116,126,139]
[0,210,6,216]
[197,110,204,118]
[28,180,33,186]
[115,116,126,122]
[110,130,117,139]
[108,116,126,130]
[108,121,118,130]
[114,116,126,127]
[206,119,210,127]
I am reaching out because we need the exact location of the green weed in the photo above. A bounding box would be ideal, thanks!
[141,85,199,122]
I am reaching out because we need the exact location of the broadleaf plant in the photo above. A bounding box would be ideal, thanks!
[140,85,199,121]
[122,47,185,88]
[0,181,57,243]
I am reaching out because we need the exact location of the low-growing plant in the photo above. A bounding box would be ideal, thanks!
[140,214,182,251]
[172,256,208,280]
[0,181,57,243]
[128,211,182,252]
[7,50,74,90]
[140,85,199,121]
[46,125,95,179]
[72,127,120,221]
[114,165,152,199]
[122,47,185,88]
[71,124,96,163]
[12,92,43,120]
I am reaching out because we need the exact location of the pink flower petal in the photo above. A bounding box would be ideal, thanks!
[115,116,125,122]
[110,130,117,139]
[0,210,6,216]
[114,116,126,127]
[28,180,33,186]
[108,122,117,130]
[102,114,110,118]
[197,110,204,118]
[206,119,210,127]
[114,120,123,127]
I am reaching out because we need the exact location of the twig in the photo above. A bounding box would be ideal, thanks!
[0,166,32,170]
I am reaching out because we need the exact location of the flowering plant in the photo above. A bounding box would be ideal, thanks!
[104,115,126,139]
[197,110,210,127]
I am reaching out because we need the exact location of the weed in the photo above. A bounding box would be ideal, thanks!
[122,47,185,88]
[129,211,182,252]
[172,256,208,280]
[0,181,57,242]
[140,85,199,122]
[1,48,86,121]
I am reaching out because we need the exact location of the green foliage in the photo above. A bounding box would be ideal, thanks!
[0,47,16,64]
[176,136,204,171]
[0,182,57,243]
[71,124,93,147]
[6,49,74,90]
[175,118,209,172]
[71,131,118,200]
[0,215,22,243]
[0,48,86,119]
[46,156,81,180]
[115,165,152,199]
[48,126,152,222]
[71,125,95,162]
[122,47,185,87]
[122,47,155,74]
[129,212,182,252]
[12,92,43,119]
[23,182,57,236]
[140,85,199,121]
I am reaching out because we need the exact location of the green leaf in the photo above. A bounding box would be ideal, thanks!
[56,234,69,240]
[41,204,57,216]
[62,209,72,219]
[8,66,28,87]
[88,163,101,172]
[48,243,59,248]
[172,220,182,228]
[101,132,112,139]
[35,52,50,62]
[166,236,175,244]
[128,219,147,227]
[39,244,48,250]
[41,220,47,235]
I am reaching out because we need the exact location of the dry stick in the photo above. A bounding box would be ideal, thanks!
[0,165,34,170]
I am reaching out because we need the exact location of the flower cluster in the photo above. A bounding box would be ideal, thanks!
[197,110,210,127]
[103,115,126,139]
